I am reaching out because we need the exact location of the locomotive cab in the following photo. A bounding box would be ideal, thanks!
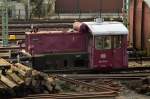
[83,21,128,70]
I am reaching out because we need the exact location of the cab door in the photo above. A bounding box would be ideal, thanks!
[91,36,113,69]
[112,35,123,68]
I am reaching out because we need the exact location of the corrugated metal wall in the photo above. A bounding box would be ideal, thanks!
[55,0,123,13]
[129,0,150,53]
[143,2,150,53]
[129,0,134,46]
[55,0,77,13]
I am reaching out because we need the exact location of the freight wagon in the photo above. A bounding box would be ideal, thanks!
[55,0,123,13]
[129,0,150,55]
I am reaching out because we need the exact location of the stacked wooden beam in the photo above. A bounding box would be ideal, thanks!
[0,58,121,98]
[0,59,60,98]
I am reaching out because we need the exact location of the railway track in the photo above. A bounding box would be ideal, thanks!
[3,18,93,24]
[53,75,119,91]
[57,72,150,80]
[16,72,150,99]
[0,28,69,35]
[14,92,117,99]
[0,23,72,29]
[0,23,72,41]
[0,46,22,50]
[0,20,75,39]
[0,18,93,30]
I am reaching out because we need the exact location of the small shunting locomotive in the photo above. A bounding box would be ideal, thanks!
[23,19,128,71]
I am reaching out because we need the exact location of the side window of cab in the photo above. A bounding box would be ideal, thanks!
[95,36,111,50]
[95,37,103,49]
[114,36,122,48]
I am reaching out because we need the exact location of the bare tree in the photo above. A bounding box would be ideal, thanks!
[14,0,56,19]
[47,0,56,16]
[14,0,29,19]
[31,0,44,18]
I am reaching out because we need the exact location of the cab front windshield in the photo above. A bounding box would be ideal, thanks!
[95,35,122,50]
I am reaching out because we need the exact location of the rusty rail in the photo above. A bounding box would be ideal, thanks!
[58,73,150,80]
[53,75,119,92]
[14,92,117,99]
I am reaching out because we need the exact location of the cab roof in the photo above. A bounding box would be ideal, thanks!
[144,0,150,8]
[83,21,128,36]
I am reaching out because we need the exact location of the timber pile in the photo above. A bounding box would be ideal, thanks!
[0,59,60,98]
[0,58,120,98]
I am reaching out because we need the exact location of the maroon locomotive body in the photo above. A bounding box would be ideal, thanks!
[25,31,88,55]
[25,20,128,71]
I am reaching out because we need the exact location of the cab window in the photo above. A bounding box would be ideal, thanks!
[114,36,122,48]
[95,36,111,50]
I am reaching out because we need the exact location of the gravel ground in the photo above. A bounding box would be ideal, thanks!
[129,61,150,67]
[116,85,150,99]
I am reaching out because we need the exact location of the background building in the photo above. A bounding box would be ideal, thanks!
[1,0,125,19]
